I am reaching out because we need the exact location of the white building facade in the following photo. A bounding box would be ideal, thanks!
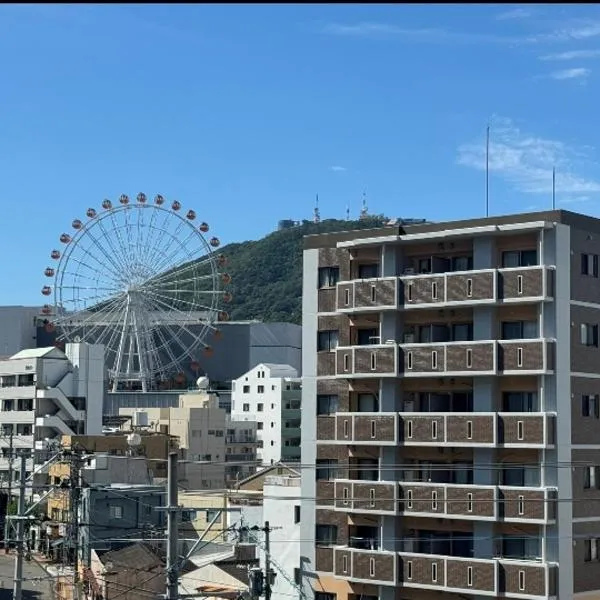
[0,343,104,489]
[231,364,301,467]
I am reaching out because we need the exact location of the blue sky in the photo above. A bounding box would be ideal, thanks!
[3,3,600,305]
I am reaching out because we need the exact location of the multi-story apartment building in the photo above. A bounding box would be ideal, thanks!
[232,363,302,466]
[0,343,103,492]
[301,209,600,600]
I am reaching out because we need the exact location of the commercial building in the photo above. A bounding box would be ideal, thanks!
[119,392,227,490]
[0,306,41,357]
[301,210,600,600]
[0,344,103,493]
[231,364,301,466]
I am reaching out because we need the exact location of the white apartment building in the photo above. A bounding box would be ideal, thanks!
[231,364,301,467]
[0,343,103,490]
[120,391,227,490]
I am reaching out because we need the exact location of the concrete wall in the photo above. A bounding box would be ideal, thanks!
[0,307,39,357]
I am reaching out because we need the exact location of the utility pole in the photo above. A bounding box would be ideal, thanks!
[12,455,26,600]
[264,521,272,600]
[69,449,83,600]
[4,431,13,553]
[166,451,179,599]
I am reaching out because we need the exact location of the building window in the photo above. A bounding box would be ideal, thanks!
[243,403,250,412]
[316,459,338,481]
[257,385,264,394]
[109,505,123,519]
[257,404,264,412]
[257,422,264,430]
[317,395,338,416]
[585,539,600,561]
[206,509,221,522]
[317,330,339,352]
[585,466,600,489]
[502,249,537,268]
[318,267,340,288]
[359,263,379,279]
[581,323,599,347]
[294,506,300,524]
[583,395,600,418]
[243,385,250,393]
[316,524,337,546]
[501,320,538,340]
[582,254,599,277]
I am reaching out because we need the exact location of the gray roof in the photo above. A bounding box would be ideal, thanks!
[99,543,163,570]
[10,347,66,361]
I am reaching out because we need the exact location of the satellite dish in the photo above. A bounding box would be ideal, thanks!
[196,376,209,390]
[74,336,81,343]
[126,433,142,447]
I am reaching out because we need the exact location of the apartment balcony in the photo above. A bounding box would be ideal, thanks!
[499,266,554,302]
[333,479,399,514]
[499,486,557,523]
[400,413,497,447]
[401,341,497,377]
[320,412,398,445]
[399,482,497,520]
[35,415,75,436]
[282,427,301,438]
[498,413,555,447]
[399,553,556,598]
[399,412,555,448]
[336,278,398,312]
[498,340,555,374]
[0,411,35,424]
[333,546,398,585]
[335,345,398,378]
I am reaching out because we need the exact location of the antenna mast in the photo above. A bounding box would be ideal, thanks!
[313,194,321,224]
[552,167,556,210]
[359,192,368,220]
[486,124,490,217]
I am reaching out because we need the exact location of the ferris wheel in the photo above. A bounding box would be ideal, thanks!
[40,193,232,392]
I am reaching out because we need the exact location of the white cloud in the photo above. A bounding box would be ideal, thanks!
[496,8,534,21]
[550,67,590,80]
[457,117,600,196]
[321,18,600,46]
[540,49,600,60]
[329,165,347,172]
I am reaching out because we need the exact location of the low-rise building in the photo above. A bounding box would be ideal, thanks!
[231,364,301,467]
[120,392,226,490]
[87,543,164,600]
[225,418,259,484]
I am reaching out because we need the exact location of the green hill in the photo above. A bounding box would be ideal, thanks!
[215,216,389,324]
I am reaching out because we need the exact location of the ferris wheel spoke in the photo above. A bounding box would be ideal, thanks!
[78,221,129,281]
[60,272,121,294]
[152,227,205,276]
[107,208,133,273]
[144,207,176,271]
[139,205,159,269]
[143,295,198,359]
[60,255,122,291]
[145,256,214,289]
[94,213,132,276]
[143,288,217,336]
[148,308,191,370]
[53,294,126,332]
[78,297,129,344]
[66,235,124,285]
[143,287,218,314]
[148,273,218,291]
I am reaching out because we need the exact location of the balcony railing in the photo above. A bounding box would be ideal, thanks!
[399,552,556,598]
[333,412,398,445]
[335,266,554,313]
[499,486,557,523]
[333,546,398,585]
[333,479,399,514]
[335,345,398,377]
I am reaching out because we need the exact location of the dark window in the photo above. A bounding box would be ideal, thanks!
[315,524,337,545]
[502,250,538,268]
[452,323,473,342]
[315,594,336,600]
[317,330,339,351]
[318,267,340,288]
[317,395,338,415]
[257,385,264,394]
[358,263,380,279]
[585,539,600,561]
[582,254,599,277]
[316,459,338,480]
[585,466,600,489]
[501,321,538,340]
[503,392,538,412]
[583,395,600,418]
[581,324,599,347]
[451,256,473,271]
[243,385,250,393]
[357,328,378,346]
[294,505,300,523]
